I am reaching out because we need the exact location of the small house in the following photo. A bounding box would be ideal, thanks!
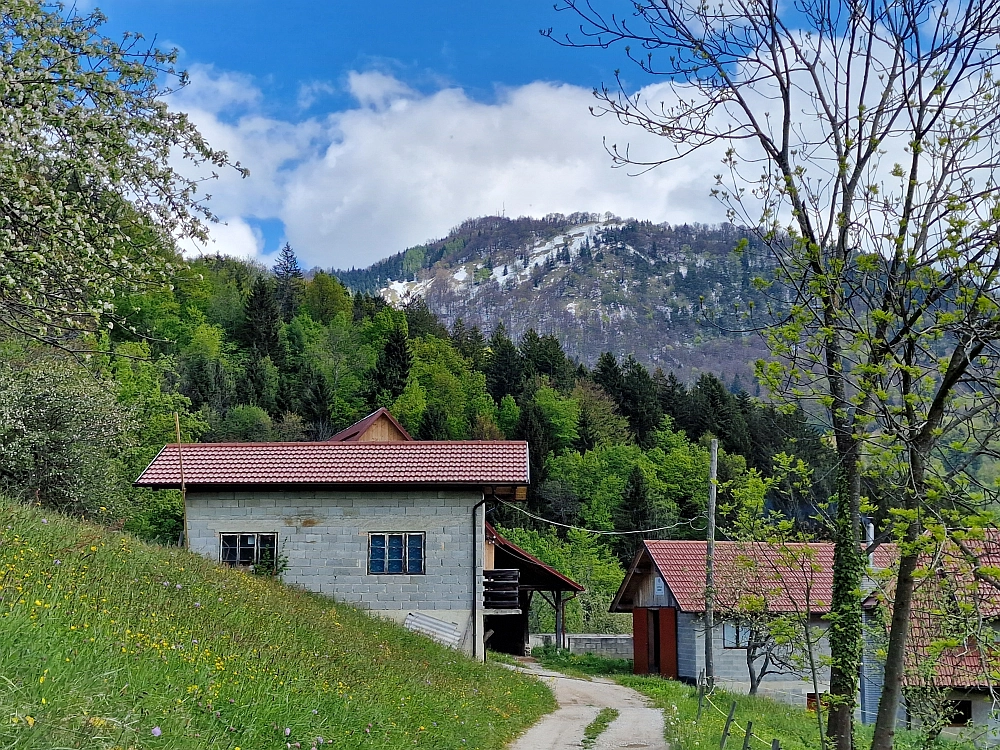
[135,409,582,660]
[611,540,845,704]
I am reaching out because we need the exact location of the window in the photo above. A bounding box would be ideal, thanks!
[722,621,751,649]
[220,533,277,570]
[369,533,424,575]
[945,699,973,727]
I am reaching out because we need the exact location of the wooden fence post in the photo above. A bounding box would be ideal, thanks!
[720,701,737,749]
[741,721,753,750]
[771,740,781,750]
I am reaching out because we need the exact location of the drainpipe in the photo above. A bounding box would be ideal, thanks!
[471,493,487,661]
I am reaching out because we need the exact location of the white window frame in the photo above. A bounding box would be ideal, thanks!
[219,532,278,570]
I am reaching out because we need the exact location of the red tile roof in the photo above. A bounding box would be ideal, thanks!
[134,441,529,488]
[629,540,896,614]
[882,531,1000,689]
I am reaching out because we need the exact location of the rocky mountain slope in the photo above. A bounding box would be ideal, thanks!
[335,214,780,382]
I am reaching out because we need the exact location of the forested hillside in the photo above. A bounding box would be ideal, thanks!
[3,238,835,632]
[335,214,780,382]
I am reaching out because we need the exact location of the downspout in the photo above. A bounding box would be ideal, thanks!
[472,493,487,661]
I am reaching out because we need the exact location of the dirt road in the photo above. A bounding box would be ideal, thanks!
[507,662,668,750]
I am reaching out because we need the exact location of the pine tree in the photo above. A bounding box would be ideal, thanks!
[417,404,450,440]
[368,325,412,407]
[273,243,304,322]
[241,276,281,357]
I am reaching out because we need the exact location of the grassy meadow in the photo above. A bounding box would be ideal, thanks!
[0,501,553,749]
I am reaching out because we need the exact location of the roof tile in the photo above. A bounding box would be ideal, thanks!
[135,441,529,487]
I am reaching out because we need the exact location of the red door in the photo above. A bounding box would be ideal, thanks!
[659,607,678,678]
[632,608,649,674]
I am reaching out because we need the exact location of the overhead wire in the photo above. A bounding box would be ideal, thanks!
[494,497,706,535]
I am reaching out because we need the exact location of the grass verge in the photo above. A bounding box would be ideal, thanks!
[530,646,632,680]
[617,677,976,750]
[0,501,555,749]
[582,707,619,749]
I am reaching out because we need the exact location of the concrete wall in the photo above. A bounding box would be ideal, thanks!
[185,487,485,658]
[529,633,634,660]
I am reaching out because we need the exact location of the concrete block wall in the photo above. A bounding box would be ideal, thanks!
[676,613,831,704]
[185,488,485,657]
[529,633,634,659]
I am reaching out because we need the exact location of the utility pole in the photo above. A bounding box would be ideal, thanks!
[705,438,718,688]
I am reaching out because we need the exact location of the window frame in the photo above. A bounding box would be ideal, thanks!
[722,621,751,649]
[368,532,425,575]
[219,532,278,571]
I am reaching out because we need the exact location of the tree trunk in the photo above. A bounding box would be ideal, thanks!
[869,547,918,750]
[826,451,864,750]
[871,446,925,750]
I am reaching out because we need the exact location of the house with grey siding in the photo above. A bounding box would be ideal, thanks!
[135,409,580,661]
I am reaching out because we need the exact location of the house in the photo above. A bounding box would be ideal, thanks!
[611,540,897,706]
[860,533,1000,745]
[134,409,581,660]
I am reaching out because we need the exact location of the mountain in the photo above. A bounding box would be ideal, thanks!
[334,213,779,383]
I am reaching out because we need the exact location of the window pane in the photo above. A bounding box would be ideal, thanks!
[387,534,404,573]
[221,534,239,564]
[407,534,424,574]
[369,535,386,574]
[238,536,256,565]
[257,534,277,571]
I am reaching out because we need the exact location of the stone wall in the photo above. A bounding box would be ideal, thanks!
[185,487,485,657]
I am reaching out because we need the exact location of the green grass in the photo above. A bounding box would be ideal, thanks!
[0,501,555,749]
[615,677,976,750]
[530,646,633,680]
[581,707,618,749]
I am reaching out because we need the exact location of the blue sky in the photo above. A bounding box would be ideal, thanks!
[93,1,729,269]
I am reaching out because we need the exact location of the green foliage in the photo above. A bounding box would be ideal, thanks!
[0,351,131,517]
[0,501,555,749]
[301,271,350,325]
[499,527,630,634]
[0,1,241,348]
[533,384,580,452]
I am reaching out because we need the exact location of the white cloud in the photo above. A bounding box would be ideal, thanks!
[175,68,731,270]
[184,216,265,261]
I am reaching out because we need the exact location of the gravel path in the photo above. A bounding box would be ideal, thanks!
[507,661,668,750]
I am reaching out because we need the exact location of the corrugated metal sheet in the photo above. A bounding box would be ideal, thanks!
[403,612,462,648]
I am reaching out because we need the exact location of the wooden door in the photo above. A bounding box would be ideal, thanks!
[659,607,678,678]
[632,608,649,674]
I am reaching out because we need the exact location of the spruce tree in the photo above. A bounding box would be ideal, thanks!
[241,276,281,357]
[484,324,525,403]
[614,464,658,564]
[592,352,624,405]
[368,325,412,407]
[417,404,450,440]
[620,356,662,449]
[272,243,304,322]
[299,365,333,439]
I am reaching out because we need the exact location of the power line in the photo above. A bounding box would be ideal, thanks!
[494,497,705,535]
